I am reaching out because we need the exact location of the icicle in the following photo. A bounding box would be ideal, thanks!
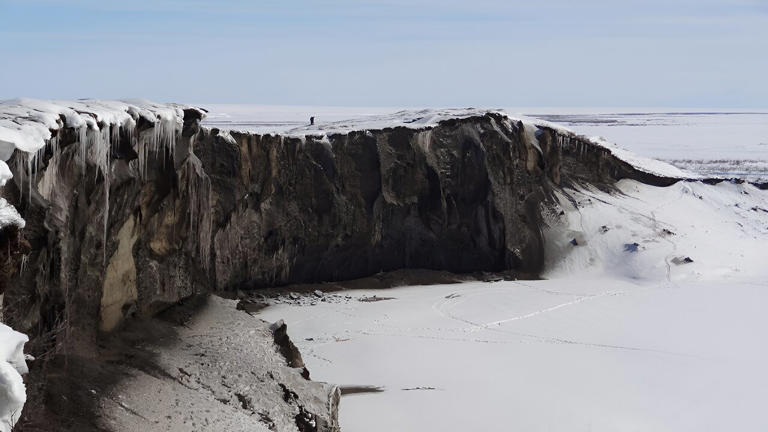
[415,130,432,153]
[23,138,50,204]
[79,122,113,264]
[17,152,23,202]
[78,125,88,168]
[182,137,213,269]
[37,153,57,201]
[26,153,32,205]
[93,125,112,265]
[36,135,60,200]
[136,113,178,181]
[19,254,28,274]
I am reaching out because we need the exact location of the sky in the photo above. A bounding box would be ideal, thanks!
[0,0,767,108]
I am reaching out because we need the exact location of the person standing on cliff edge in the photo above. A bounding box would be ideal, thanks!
[310,116,315,125]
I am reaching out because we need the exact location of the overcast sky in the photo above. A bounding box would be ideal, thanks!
[1,0,766,107]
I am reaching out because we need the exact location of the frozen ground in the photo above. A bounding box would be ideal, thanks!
[259,180,768,431]
[203,105,768,181]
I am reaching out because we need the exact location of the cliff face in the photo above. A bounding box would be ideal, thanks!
[0,102,688,431]
[200,115,670,293]
[1,108,674,339]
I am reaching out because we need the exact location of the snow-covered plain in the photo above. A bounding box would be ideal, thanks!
[259,180,768,432]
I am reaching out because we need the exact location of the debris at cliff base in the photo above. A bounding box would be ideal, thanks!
[100,296,339,432]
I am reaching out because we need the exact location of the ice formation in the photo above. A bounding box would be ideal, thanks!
[0,99,201,260]
[0,99,203,422]
[0,98,193,181]
[181,150,213,270]
[0,323,28,432]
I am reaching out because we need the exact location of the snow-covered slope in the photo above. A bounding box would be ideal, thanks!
[543,179,768,281]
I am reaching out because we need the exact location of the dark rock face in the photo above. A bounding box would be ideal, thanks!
[199,114,672,292]
[2,112,672,339]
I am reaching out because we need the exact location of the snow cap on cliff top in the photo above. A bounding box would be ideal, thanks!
[284,108,502,136]
[282,108,692,179]
[0,98,202,158]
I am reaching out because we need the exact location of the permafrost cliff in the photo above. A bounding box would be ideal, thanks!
[0,100,694,431]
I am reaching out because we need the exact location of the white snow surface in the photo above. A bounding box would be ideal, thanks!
[0,199,24,231]
[203,105,691,179]
[260,180,768,432]
[0,98,199,160]
[0,323,28,432]
[529,110,768,162]
[201,104,399,134]
[203,105,501,135]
